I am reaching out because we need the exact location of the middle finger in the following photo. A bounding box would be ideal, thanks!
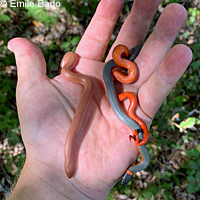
[106,0,161,61]
[135,3,187,87]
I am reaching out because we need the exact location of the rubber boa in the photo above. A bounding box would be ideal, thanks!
[60,52,93,178]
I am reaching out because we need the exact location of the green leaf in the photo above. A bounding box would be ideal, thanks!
[195,172,200,181]
[189,161,198,170]
[186,181,200,194]
[187,175,195,182]
[162,182,172,190]
[155,170,162,179]
[163,190,174,200]
[179,117,196,130]
[124,187,131,196]
[26,5,58,25]
[191,60,200,69]
[138,196,143,200]
[197,145,200,152]
[172,175,180,185]
[1,94,7,103]
[71,36,80,45]
[60,41,71,50]
[140,183,159,198]
[142,190,154,198]
[5,162,13,174]
[107,190,114,200]
[0,14,11,22]
[162,171,173,180]
[187,183,195,193]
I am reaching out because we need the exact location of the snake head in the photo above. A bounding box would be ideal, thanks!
[121,173,132,187]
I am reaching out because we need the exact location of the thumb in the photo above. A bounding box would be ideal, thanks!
[8,37,47,84]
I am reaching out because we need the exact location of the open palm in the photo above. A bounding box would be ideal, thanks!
[8,0,192,199]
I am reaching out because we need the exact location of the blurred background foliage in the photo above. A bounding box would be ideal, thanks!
[0,0,200,199]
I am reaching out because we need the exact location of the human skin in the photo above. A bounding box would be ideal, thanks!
[7,0,192,199]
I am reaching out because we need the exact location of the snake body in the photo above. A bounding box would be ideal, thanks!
[118,92,149,146]
[60,52,93,178]
[121,132,150,186]
[112,45,139,84]
[103,45,150,186]
[103,59,141,131]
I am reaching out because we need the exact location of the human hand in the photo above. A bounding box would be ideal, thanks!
[8,0,192,199]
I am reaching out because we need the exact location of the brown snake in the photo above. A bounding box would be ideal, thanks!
[60,52,93,178]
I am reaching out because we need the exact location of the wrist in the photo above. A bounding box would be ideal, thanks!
[8,156,108,200]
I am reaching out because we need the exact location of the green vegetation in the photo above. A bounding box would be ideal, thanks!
[0,0,199,199]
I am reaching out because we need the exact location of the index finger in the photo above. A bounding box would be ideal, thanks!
[76,0,123,61]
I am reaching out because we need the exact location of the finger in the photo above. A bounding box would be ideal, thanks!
[76,0,124,61]
[8,38,47,84]
[138,44,193,119]
[106,0,161,61]
[136,3,188,86]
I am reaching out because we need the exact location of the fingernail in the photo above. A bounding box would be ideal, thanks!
[7,42,13,52]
